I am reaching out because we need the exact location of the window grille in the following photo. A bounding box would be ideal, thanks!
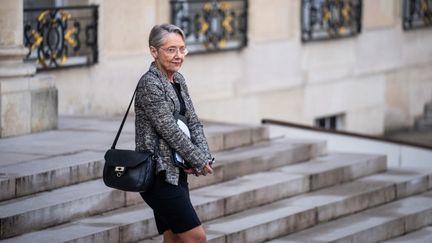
[403,0,432,30]
[301,0,362,42]
[23,5,98,71]
[315,113,345,130]
[170,0,248,54]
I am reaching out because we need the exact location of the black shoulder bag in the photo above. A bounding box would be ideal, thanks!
[103,84,158,192]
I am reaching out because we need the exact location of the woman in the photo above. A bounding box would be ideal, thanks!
[135,24,214,243]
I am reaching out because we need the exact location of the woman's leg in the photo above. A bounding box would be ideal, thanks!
[163,229,183,243]
[176,225,206,243]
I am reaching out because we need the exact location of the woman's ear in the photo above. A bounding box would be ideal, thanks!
[150,46,158,59]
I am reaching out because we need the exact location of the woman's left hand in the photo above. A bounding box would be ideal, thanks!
[184,162,213,176]
[201,163,213,176]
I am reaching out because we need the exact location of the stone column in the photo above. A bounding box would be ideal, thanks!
[0,0,58,137]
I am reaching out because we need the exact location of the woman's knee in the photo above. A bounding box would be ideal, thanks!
[178,225,206,243]
[191,230,206,243]
[163,230,182,243]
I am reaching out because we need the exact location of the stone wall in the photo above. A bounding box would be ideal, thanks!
[46,0,432,135]
[0,0,57,137]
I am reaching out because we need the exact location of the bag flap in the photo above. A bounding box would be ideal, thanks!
[104,149,153,167]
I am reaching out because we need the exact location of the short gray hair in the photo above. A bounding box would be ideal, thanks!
[149,24,186,48]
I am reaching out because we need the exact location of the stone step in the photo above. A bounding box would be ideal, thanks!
[0,122,271,202]
[192,152,386,219]
[382,226,432,243]
[143,168,432,243]
[2,152,382,242]
[0,179,124,240]
[0,138,324,239]
[57,116,271,153]
[125,138,326,205]
[182,138,326,190]
[0,151,105,202]
[203,122,270,152]
[267,190,432,243]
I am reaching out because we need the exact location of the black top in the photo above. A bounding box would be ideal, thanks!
[171,82,186,116]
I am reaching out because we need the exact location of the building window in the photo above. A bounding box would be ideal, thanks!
[301,0,362,42]
[23,1,98,71]
[170,0,248,54]
[315,113,345,130]
[403,0,432,30]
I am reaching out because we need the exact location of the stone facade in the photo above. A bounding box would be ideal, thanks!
[7,0,432,135]
[0,0,58,137]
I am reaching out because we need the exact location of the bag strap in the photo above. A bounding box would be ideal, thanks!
[111,83,159,155]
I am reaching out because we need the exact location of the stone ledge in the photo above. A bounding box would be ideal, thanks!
[0,75,55,94]
[0,46,28,58]
[0,63,35,78]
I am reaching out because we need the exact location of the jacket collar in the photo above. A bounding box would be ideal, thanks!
[148,62,183,114]
[149,62,182,84]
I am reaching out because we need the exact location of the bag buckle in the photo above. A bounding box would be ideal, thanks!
[115,166,125,177]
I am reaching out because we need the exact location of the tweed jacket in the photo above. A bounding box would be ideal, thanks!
[135,62,212,185]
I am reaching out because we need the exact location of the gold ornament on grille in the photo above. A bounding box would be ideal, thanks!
[200,1,234,49]
[26,9,79,67]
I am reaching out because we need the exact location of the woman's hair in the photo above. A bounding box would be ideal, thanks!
[149,24,186,48]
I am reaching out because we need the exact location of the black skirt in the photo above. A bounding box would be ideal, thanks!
[140,171,201,234]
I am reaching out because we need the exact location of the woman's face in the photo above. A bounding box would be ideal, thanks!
[151,33,186,76]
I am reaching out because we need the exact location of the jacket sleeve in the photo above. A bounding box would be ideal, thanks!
[181,82,212,161]
[136,75,207,171]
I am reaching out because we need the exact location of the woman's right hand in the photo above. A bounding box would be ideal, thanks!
[201,163,213,176]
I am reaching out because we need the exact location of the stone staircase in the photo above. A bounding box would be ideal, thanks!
[1,117,432,242]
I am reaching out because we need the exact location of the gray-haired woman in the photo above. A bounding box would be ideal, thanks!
[135,24,214,243]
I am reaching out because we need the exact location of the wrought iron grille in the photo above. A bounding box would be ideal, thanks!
[170,0,248,54]
[301,0,362,42]
[23,6,98,71]
[403,0,432,30]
